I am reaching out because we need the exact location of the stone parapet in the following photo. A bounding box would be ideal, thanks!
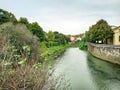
[88,43,120,65]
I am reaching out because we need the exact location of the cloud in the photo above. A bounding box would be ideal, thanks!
[0,0,120,34]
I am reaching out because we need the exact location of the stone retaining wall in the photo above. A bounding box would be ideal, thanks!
[88,43,120,65]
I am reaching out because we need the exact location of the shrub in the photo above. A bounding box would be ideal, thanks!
[0,61,48,90]
[79,41,88,50]
[0,22,41,62]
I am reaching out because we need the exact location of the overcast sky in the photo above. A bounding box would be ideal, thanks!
[0,0,120,35]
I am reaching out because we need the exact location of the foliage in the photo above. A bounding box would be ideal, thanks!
[18,17,29,25]
[70,41,88,50]
[47,31,55,42]
[0,9,71,90]
[0,22,41,62]
[0,8,70,46]
[28,22,46,41]
[45,31,70,47]
[40,42,48,53]
[18,17,46,42]
[85,19,114,43]
[0,8,17,24]
[0,61,70,90]
[40,45,68,61]
[33,62,42,69]
[54,31,69,45]
[0,61,48,90]
[79,41,88,50]
[18,58,27,66]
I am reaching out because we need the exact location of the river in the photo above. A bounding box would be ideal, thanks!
[45,48,120,90]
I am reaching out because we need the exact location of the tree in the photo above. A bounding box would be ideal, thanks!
[45,31,70,47]
[28,22,45,41]
[45,31,55,47]
[86,19,114,44]
[47,31,55,42]
[54,32,68,45]
[18,17,29,25]
[0,9,17,24]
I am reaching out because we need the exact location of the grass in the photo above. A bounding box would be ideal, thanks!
[40,44,68,61]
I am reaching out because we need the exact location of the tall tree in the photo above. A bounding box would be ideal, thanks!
[86,19,114,44]
[54,32,68,45]
[28,22,45,41]
[18,17,29,25]
[47,31,55,42]
[0,9,17,24]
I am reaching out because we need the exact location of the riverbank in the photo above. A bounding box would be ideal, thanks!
[88,43,120,65]
[40,44,69,68]
[41,45,68,61]
[0,44,69,89]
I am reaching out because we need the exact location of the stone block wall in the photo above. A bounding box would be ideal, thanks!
[88,43,120,65]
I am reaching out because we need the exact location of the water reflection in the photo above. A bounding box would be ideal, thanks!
[87,53,120,90]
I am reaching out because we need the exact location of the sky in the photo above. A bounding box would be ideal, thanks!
[0,0,120,35]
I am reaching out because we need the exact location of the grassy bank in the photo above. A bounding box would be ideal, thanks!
[41,45,68,60]
[40,44,69,67]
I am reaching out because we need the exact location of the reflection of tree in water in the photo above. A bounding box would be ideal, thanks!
[87,53,120,90]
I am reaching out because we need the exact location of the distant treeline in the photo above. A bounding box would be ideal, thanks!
[0,8,70,47]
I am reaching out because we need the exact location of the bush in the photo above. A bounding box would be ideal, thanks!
[0,22,70,90]
[0,61,48,90]
[0,22,48,89]
[0,22,41,62]
[0,61,70,90]
[79,41,88,50]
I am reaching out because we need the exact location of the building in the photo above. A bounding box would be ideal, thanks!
[70,36,81,42]
[113,26,120,45]
[70,36,77,42]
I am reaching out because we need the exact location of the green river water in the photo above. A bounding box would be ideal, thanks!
[45,48,120,90]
